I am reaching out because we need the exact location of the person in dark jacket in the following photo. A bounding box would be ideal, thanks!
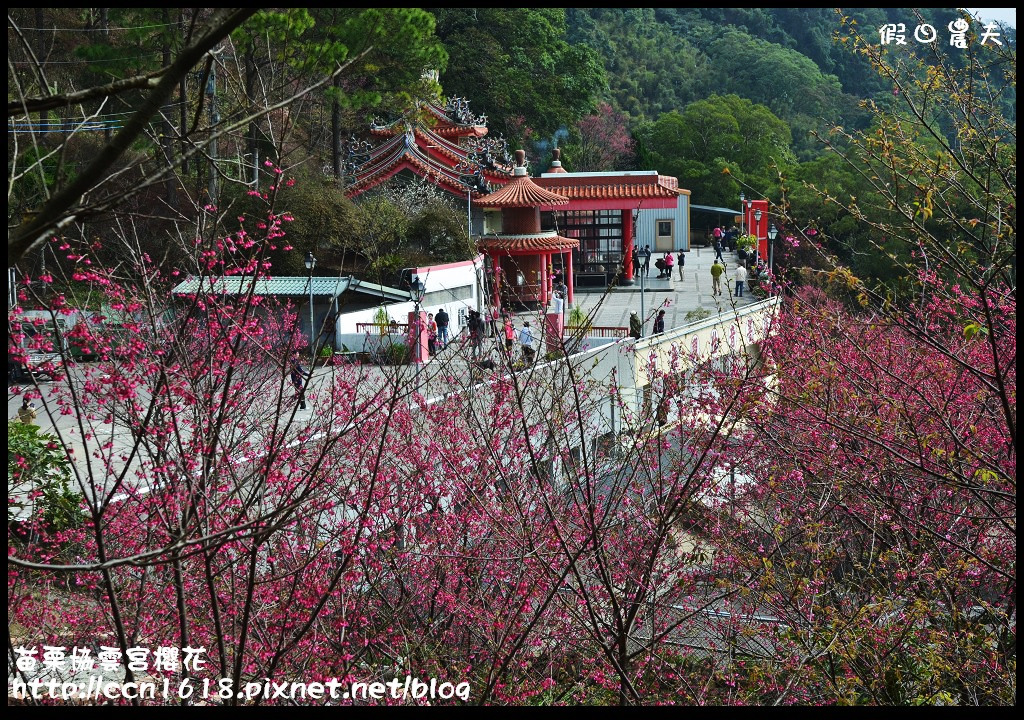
[290,355,311,410]
[468,310,484,358]
[653,310,666,334]
[435,308,450,349]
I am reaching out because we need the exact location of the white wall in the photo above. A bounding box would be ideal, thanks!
[334,257,483,337]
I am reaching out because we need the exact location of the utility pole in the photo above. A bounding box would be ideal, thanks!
[206,60,220,205]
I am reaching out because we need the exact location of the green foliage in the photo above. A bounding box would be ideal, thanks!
[379,340,410,365]
[8,423,85,532]
[684,307,711,323]
[636,95,794,207]
[431,9,606,146]
[735,234,756,252]
[566,305,591,333]
[703,29,848,158]
[566,9,707,123]
[372,307,395,335]
[406,199,474,263]
[233,8,446,115]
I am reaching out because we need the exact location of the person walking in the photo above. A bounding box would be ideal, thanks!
[553,278,568,314]
[468,310,483,358]
[733,263,748,298]
[289,355,311,410]
[713,235,725,262]
[710,259,725,297]
[518,320,537,363]
[503,314,516,354]
[435,307,450,349]
[653,310,666,335]
[676,249,685,281]
[426,312,438,356]
[629,311,642,339]
[641,245,651,277]
[17,398,38,424]
[725,225,739,251]
[631,246,640,278]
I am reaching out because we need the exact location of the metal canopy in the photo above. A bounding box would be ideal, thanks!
[172,275,353,297]
[691,204,741,215]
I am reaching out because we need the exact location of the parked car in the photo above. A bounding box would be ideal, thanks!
[9,311,72,382]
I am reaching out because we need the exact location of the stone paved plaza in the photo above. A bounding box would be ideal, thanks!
[516,243,760,336]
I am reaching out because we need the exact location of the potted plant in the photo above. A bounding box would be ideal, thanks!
[372,306,393,336]
[736,234,756,260]
[318,344,334,366]
[566,306,592,337]
[379,341,410,366]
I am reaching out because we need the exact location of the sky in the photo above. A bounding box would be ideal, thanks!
[965,7,1016,28]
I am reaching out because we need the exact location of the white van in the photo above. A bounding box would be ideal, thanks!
[9,309,77,381]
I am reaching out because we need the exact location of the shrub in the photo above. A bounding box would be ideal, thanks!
[373,307,394,335]
[736,234,757,252]
[8,423,85,533]
[566,306,592,338]
[380,342,410,365]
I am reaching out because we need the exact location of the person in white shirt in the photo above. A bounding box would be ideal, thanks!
[733,263,748,297]
[518,321,537,363]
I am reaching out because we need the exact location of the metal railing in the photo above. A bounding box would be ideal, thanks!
[564,325,628,339]
[355,322,409,335]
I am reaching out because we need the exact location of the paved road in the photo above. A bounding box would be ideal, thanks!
[8,244,768,500]
[566,244,760,334]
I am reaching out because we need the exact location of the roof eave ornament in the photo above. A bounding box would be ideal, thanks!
[445,95,487,127]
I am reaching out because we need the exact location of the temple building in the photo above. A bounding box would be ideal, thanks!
[534,149,690,288]
[474,149,577,309]
[342,97,513,237]
[343,99,691,302]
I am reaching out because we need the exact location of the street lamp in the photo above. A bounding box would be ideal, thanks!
[409,274,425,391]
[767,223,778,273]
[738,192,745,236]
[304,251,317,357]
[634,208,646,337]
[754,209,762,263]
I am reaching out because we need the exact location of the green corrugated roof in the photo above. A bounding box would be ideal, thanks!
[172,276,353,297]
[691,204,741,215]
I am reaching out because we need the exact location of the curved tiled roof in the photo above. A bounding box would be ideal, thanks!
[475,175,569,208]
[344,132,492,199]
[534,173,684,201]
[422,101,487,131]
[477,232,578,252]
[412,128,512,178]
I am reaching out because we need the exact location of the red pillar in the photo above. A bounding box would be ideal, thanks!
[566,249,575,305]
[540,253,548,307]
[744,199,770,261]
[407,310,429,363]
[544,311,563,351]
[622,209,635,284]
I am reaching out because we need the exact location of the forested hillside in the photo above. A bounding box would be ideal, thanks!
[8,8,1016,292]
